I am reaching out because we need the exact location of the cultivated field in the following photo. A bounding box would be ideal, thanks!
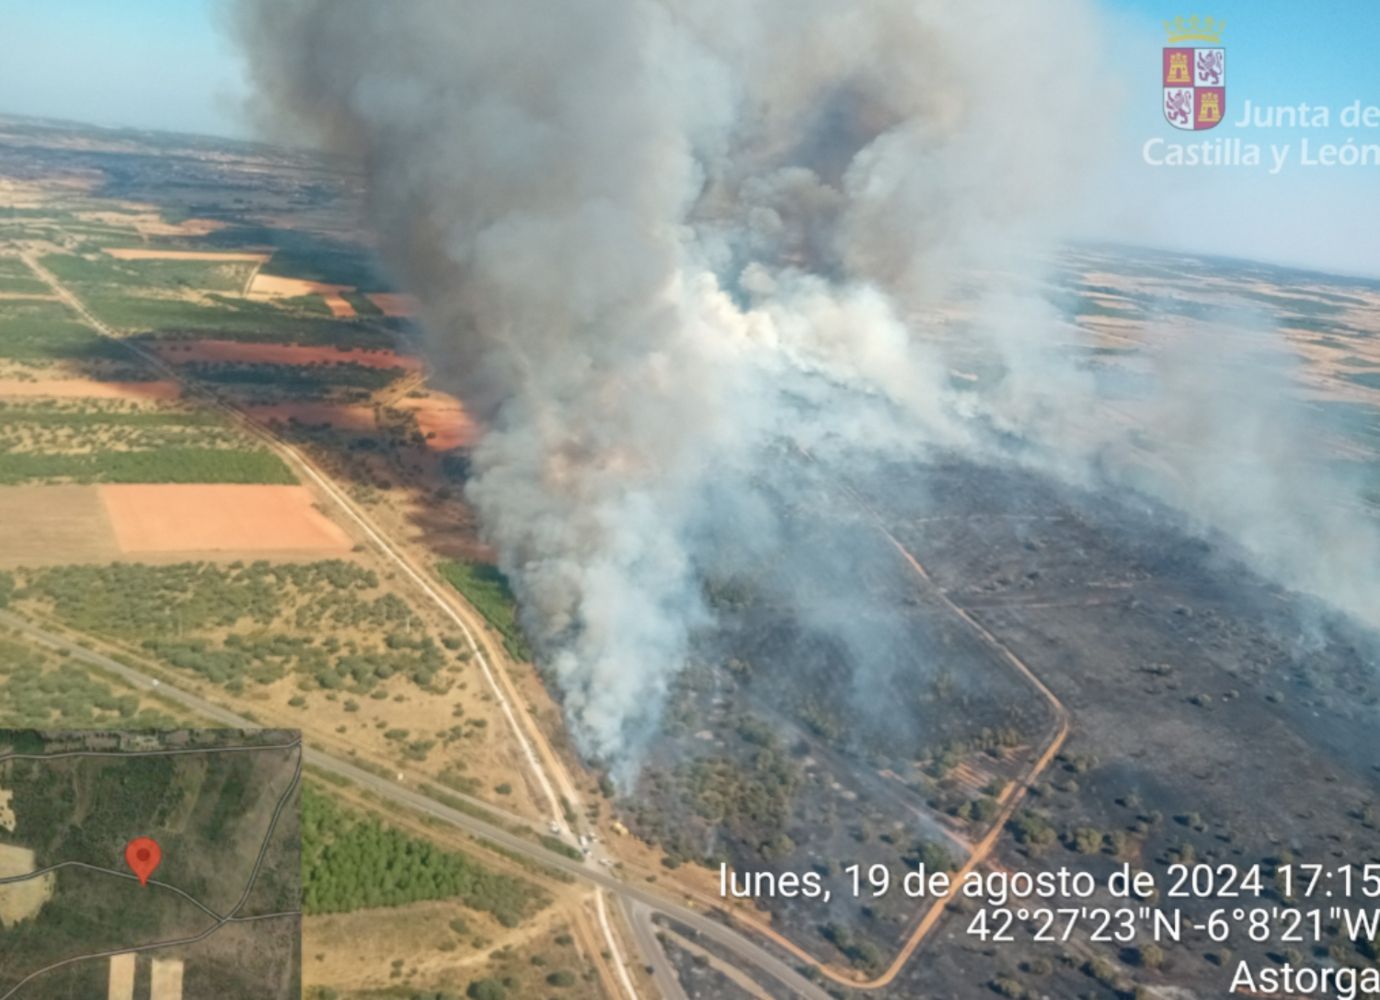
[0,377,181,401]
[100,483,355,554]
[0,484,122,565]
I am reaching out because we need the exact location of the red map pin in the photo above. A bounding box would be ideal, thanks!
[124,836,162,886]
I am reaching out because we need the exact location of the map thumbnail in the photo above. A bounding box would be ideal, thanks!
[0,728,301,999]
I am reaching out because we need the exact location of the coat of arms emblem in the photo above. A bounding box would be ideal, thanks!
[1163,16,1225,130]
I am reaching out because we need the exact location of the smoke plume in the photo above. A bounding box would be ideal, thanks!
[231,0,1379,771]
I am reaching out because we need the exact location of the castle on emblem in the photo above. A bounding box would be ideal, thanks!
[1167,51,1190,85]
[1197,90,1221,126]
[1162,16,1226,132]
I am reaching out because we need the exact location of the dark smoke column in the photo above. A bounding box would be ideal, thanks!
[230,0,1107,773]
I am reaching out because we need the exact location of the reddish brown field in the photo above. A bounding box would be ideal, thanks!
[98,484,354,554]
[0,378,181,402]
[397,392,477,451]
[152,339,423,372]
[365,292,418,317]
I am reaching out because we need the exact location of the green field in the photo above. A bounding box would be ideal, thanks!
[0,400,237,451]
[302,785,547,925]
[0,274,48,294]
[85,287,390,344]
[437,561,531,661]
[0,298,111,362]
[0,401,222,429]
[0,394,295,485]
[40,252,253,293]
[0,446,295,485]
[39,251,396,347]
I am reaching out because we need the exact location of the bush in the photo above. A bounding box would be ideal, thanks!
[1137,943,1165,969]
[466,981,506,1000]
[1009,811,1056,849]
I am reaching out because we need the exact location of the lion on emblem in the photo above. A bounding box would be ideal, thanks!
[1196,50,1223,85]
[1165,90,1192,125]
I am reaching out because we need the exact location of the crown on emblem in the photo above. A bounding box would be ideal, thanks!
[1163,15,1224,43]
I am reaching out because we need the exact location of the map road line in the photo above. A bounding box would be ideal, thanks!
[0,860,225,921]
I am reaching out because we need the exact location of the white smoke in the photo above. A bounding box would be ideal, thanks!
[231,0,1379,771]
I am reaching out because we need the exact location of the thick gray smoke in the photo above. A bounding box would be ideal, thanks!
[232,0,1379,771]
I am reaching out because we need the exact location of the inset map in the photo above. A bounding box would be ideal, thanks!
[0,729,301,999]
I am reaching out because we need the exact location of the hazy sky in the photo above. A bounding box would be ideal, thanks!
[0,0,245,138]
[1100,0,1380,277]
[0,0,1377,275]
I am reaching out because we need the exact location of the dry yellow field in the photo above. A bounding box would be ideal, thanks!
[0,378,181,402]
[0,844,53,929]
[101,248,269,263]
[0,484,355,565]
[0,485,123,566]
[246,273,356,317]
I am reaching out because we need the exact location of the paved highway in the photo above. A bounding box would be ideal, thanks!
[623,898,689,1000]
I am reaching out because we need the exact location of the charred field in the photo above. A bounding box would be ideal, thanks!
[619,449,1380,996]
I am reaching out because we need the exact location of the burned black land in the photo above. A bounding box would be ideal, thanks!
[622,451,1380,998]
[868,458,1380,998]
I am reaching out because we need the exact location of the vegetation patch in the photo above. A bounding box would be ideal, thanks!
[43,253,256,293]
[0,299,110,363]
[14,561,461,695]
[0,446,294,485]
[437,561,531,661]
[0,395,288,484]
[302,785,547,925]
[0,635,175,729]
